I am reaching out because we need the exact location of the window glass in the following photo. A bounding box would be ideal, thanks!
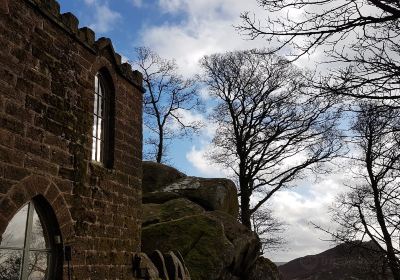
[1,204,28,248]
[92,73,108,164]
[94,74,99,93]
[93,93,98,116]
[27,251,48,280]
[0,202,53,280]
[29,209,46,250]
[0,249,22,280]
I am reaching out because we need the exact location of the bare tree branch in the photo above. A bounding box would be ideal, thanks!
[238,0,400,101]
[322,103,400,279]
[200,49,342,228]
[131,47,203,163]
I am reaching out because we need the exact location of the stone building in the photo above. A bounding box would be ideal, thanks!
[0,0,145,278]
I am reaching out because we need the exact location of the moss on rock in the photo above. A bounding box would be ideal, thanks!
[142,214,234,280]
[142,198,205,226]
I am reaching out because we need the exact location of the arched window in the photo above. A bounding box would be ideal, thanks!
[92,72,114,167]
[0,199,60,279]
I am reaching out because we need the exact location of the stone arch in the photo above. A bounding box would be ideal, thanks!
[0,174,74,242]
[92,53,118,80]
[97,66,116,92]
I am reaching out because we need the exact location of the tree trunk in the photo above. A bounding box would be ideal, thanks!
[156,127,163,163]
[240,194,252,229]
[366,135,400,280]
[373,187,400,280]
[238,155,252,229]
[240,177,252,229]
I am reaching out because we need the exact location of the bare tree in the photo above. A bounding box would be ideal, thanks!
[0,219,47,279]
[320,103,400,279]
[132,47,202,163]
[200,49,342,229]
[238,0,400,101]
[0,247,20,280]
[251,208,286,253]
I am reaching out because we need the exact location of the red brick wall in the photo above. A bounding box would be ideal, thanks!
[0,0,143,278]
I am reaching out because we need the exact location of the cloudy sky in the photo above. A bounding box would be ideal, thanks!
[58,0,345,262]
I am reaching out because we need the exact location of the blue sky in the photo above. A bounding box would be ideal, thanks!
[57,0,346,262]
[58,0,163,56]
[58,0,269,175]
[58,0,205,175]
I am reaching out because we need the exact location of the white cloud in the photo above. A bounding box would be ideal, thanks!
[186,145,232,178]
[169,108,205,128]
[137,0,268,77]
[267,174,349,261]
[158,0,183,12]
[121,54,129,63]
[84,0,121,33]
[130,0,143,7]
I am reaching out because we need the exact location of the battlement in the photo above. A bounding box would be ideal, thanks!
[0,0,143,90]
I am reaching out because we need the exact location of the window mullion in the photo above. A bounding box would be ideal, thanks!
[20,202,34,280]
[0,245,24,250]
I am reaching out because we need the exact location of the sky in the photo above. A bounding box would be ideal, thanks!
[58,0,346,262]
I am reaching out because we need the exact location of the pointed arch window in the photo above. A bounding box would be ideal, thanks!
[0,201,58,279]
[92,72,113,167]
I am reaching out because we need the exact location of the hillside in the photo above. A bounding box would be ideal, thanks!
[279,242,393,280]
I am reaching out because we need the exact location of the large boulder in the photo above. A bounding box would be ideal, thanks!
[162,177,239,218]
[143,191,182,204]
[142,211,262,280]
[140,162,279,280]
[206,211,261,277]
[142,198,205,226]
[247,257,281,280]
[143,161,186,193]
[142,214,234,280]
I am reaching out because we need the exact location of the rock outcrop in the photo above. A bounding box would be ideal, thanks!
[162,177,239,218]
[142,213,235,279]
[142,161,186,193]
[141,162,281,280]
[142,198,205,226]
[247,257,282,280]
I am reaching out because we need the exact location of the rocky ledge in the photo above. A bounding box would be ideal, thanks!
[141,161,282,280]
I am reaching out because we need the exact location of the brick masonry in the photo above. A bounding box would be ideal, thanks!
[0,0,144,278]
[0,0,8,14]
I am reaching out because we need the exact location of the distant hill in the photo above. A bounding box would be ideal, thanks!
[279,241,393,280]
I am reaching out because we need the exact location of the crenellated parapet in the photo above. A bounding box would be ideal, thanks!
[8,0,144,90]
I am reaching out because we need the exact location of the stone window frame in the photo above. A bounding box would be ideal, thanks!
[92,70,115,168]
[0,197,62,280]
